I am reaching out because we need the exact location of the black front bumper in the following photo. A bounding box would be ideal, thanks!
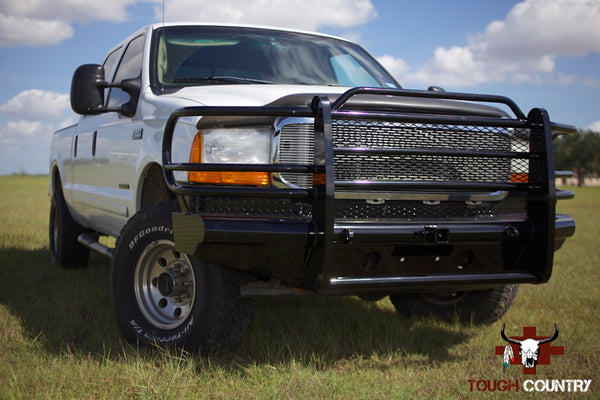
[170,211,574,293]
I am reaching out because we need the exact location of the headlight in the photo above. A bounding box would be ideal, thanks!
[201,127,272,163]
[188,127,272,185]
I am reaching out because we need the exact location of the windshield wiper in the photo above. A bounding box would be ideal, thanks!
[172,76,276,85]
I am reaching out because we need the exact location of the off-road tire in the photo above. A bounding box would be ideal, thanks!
[389,285,519,324]
[110,201,253,352]
[49,189,90,269]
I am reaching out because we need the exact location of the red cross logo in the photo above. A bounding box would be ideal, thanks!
[495,326,564,375]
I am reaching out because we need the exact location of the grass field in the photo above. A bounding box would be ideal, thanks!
[0,175,598,399]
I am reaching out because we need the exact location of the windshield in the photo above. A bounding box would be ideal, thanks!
[150,26,400,93]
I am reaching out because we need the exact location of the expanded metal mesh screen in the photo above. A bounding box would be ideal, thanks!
[279,119,530,187]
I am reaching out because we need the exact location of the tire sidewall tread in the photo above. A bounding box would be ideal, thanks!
[110,201,252,351]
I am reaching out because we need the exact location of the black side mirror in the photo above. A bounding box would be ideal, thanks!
[71,64,107,115]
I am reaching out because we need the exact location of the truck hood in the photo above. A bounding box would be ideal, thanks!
[158,84,510,120]
[160,84,349,107]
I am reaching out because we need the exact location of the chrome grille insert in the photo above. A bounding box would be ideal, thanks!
[278,123,314,187]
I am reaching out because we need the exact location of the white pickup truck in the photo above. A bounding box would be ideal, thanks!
[49,23,576,352]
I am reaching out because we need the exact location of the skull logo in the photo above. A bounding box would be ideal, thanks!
[501,324,559,368]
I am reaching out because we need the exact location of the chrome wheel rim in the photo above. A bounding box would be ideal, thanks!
[134,240,196,330]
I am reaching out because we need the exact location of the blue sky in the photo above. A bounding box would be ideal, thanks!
[0,0,599,175]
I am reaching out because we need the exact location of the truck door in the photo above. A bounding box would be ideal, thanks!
[71,35,145,236]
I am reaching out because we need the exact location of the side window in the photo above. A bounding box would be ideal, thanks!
[107,35,145,109]
[102,47,122,101]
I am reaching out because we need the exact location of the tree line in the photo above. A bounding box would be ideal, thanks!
[553,129,600,186]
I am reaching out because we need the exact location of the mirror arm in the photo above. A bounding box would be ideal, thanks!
[97,79,141,117]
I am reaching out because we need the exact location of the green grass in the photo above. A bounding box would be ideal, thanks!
[0,175,598,399]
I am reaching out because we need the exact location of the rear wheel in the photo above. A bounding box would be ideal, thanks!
[110,201,253,351]
[389,285,519,324]
[49,189,90,269]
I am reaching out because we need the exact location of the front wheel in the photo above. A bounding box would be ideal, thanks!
[110,201,253,351]
[389,285,519,324]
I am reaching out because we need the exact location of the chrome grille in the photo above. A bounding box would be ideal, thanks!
[278,123,314,187]
[279,119,530,187]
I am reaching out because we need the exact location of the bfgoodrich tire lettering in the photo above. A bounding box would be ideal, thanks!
[110,201,253,351]
[389,284,519,324]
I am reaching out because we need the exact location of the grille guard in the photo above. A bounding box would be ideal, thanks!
[162,87,576,290]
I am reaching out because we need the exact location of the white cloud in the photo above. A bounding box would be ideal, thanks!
[0,121,41,147]
[0,0,140,23]
[377,55,410,78]
[472,0,600,60]
[586,121,600,132]
[0,0,376,46]
[0,12,73,46]
[0,89,76,174]
[393,0,600,88]
[159,0,377,31]
[0,0,143,47]
[0,127,52,175]
[0,89,70,120]
[0,120,51,174]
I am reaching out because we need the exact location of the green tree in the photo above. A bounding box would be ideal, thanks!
[554,130,600,186]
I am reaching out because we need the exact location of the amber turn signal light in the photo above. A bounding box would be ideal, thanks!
[510,173,529,183]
